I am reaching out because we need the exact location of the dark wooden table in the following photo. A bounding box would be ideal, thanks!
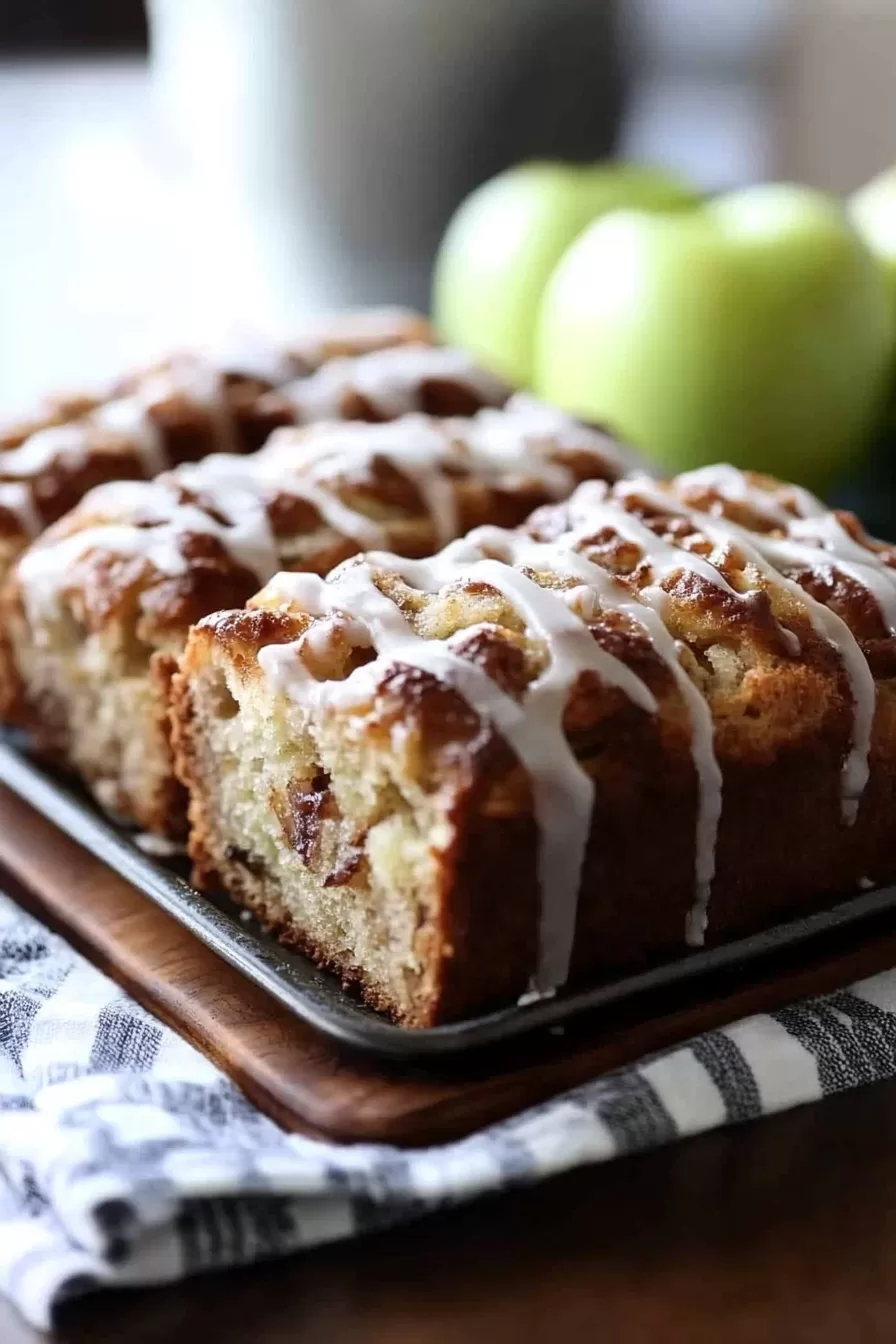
[0,1072,894,1342]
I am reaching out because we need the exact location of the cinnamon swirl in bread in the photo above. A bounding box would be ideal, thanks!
[0,309,437,577]
[0,398,633,834]
[168,467,896,1025]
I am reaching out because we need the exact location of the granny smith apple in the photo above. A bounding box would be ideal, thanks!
[850,166,896,318]
[535,184,895,488]
[432,161,699,387]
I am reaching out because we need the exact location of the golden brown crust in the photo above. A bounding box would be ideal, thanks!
[168,469,896,1025]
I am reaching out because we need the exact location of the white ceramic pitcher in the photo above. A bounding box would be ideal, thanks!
[147,0,562,328]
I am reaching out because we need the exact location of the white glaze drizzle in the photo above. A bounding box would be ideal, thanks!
[280,344,508,423]
[0,482,41,537]
[263,416,458,547]
[674,465,896,646]
[169,455,280,579]
[20,509,188,626]
[678,478,896,804]
[287,478,389,551]
[675,464,798,528]
[626,475,881,824]
[171,360,239,457]
[0,315,430,499]
[613,477,803,659]
[288,306,429,369]
[570,479,744,600]
[252,450,390,551]
[0,423,90,478]
[760,529,896,638]
[785,514,896,634]
[0,390,172,483]
[16,402,628,630]
[784,482,828,520]
[466,394,640,486]
[423,523,724,951]
[93,391,169,476]
[1,361,241,489]
[18,465,280,627]
[421,513,725,948]
[198,333,300,388]
[262,401,628,552]
[549,486,741,944]
[713,520,876,822]
[675,464,831,529]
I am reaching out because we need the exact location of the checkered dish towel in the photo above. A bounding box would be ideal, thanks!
[0,893,895,1329]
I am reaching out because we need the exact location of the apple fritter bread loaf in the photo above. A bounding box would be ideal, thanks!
[0,309,437,578]
[0,397,633,834]
[169,465,896,1026]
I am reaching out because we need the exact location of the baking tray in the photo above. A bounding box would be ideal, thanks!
[2,731,896,1061]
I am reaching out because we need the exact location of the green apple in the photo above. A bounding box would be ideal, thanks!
[535,184,895,488]
[432,161,699,387]
[850,166,896,317]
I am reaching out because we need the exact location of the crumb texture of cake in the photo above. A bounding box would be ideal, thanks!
[170,466,896,1026]
[0,398,631,834]
[0,309,436,579]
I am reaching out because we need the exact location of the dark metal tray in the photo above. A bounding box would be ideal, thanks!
[1,733,895,1061]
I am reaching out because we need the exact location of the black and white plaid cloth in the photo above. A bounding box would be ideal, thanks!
[0,892,894,1329]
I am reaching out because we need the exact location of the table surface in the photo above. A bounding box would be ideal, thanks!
[0,1071,888,1342]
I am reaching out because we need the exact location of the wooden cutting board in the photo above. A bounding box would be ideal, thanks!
[2,779,896,1147]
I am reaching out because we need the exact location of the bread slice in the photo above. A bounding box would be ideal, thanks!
[169,468,896,1025]
[0,398,634,834]
[0,308,436,577]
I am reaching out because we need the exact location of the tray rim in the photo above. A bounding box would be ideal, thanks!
[2,734,895,1061]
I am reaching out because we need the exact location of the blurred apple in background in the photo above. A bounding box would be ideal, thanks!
[432,161,698,387]
[535,184,895,490]
[837,165,896,536]
[851,166,896,324]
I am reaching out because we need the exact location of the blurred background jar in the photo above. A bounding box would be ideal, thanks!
[145,0,625,327]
